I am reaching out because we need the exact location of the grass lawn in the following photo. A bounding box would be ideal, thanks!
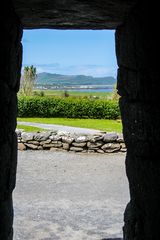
[17,117,122,133]
[17,124,45,132]
[34,90,113,99]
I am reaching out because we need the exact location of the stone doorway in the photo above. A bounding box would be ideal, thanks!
[1,1,160,239]
[14,29,128,240]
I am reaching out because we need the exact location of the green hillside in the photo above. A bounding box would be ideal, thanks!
[35,72,116,87]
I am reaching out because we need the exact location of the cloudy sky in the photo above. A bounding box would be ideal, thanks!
[22,29,117,77]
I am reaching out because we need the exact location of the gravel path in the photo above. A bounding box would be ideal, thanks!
[17,121,103,135]
[13,151,129,240]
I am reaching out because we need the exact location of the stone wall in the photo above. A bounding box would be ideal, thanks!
[116,1,160,239]
[0,1,22,239]
[13,0,137,29]
[17,130,126,153]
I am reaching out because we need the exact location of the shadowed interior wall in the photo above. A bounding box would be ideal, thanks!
[0,1,22,239]
[116,2,160,239]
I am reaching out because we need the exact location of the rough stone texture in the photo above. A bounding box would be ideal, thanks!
[72,142,87,147]
[17,130,126,153]
[37,146,43,150]
[62,143,70,150]
[28,140,40,145]
[49,135,62,141]
[24,143,38,150]
[70,147,84,152]
[0,1,22,239]
[75,135,88,143]
[120,143,127,152]
[116,2,160,239]
[34,131,51,141]
[90,134,104,142]
[102,143,121,153]
[43,142,63,148]
[13,0,137,29]
[87,141,103,148]
[117,134,124,143]
[62,136,74,144]
[18,143,26,151]
[21,132,34,141]
[40,139,51,145]
[103,132,118,142]
[97,149,105,154]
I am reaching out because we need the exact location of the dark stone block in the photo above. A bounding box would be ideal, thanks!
[13,0,137,29]
[0,195,13,240]
[101,238,123,240]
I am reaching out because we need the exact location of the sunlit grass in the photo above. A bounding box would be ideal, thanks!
[17,124,45,132]
[17,118,122,133]
[34,89,113,99]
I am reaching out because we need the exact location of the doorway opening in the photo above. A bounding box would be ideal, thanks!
[14,29,129,240]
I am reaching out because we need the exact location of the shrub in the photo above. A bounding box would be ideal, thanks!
[18,96,120,119]
[62,90,69,98]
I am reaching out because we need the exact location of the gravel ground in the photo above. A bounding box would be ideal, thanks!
[13,151,129,240]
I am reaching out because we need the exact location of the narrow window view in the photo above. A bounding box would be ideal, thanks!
[14,30,129,240]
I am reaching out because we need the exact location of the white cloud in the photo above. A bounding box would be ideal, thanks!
[68,65,116,77]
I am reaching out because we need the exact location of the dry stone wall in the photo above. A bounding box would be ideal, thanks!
[17,130,126,153]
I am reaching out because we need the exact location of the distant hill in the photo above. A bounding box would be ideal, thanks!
[35,73,116,89]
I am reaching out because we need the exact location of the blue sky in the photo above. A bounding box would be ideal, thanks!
[22,29,117,77]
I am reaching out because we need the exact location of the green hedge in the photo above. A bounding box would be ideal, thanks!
[18,96,120,119]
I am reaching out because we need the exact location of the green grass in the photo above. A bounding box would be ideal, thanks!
[17,124,45,132]
[17,117,122,133]
[33,90,113,99]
